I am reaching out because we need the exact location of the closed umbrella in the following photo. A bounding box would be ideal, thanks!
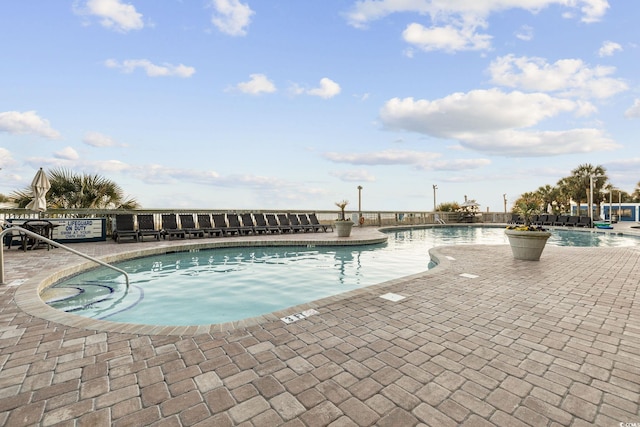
[25,168,51,214]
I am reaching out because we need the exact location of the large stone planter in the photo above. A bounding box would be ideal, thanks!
[335,220,354,237]
[505,229,551,261]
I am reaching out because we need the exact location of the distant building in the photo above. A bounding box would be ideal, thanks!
[602,203,640,222]
[571,202,640,222]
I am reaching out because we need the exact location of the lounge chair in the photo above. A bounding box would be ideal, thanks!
[543,215,557,226]
[2,221,27,250]
[240,213,259,235]
[113,214,139,243]
[309,213,333,232]
[263,214,283,234]
[21,219,54,250]
[507,213,520,225]
[161,214,186,239]
[269,214,291,233]
[576,216,592,228]
[227,213,250,235]
[137,214,161,241]
[197,214,223,237]
[285,214,305,233]
[179,214,204,238]
[566,216,579,227]
[212,214,238,236]
[533,215,545,226]
[251,213,270,234]
[297,214,316,232]
[242,213,267,234]
[554,215,569,226]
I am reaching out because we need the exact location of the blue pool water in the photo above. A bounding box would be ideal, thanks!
[44,227,639,326]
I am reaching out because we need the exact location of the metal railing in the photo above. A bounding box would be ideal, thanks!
[0,226,130,288]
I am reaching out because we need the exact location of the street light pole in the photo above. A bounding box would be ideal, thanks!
[432,184,438,211]
[609,188,613,223]
[357,185,363,226]
[589,174,604,223]
[619,190,622,222]
[503,193,507,213]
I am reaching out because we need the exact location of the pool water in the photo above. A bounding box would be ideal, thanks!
[44,227,639,326]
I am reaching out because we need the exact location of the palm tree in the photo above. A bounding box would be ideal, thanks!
[632,181,640,203]
[556,176,583,213]
[570,163,607,217]
[512,192,544,226]
[11,168,139,209]
[535,184,558,214]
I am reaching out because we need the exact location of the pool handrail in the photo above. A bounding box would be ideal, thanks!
[0,226,130,288]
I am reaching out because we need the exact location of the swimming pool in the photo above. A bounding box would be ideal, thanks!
[43,226,639,326]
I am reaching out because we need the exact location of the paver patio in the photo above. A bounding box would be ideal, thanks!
[0,225,639,426]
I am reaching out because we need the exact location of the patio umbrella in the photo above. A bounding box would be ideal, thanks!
[25,168,51,214]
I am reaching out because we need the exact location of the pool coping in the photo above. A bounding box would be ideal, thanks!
[13,223,640,336]
[14,230,392,336]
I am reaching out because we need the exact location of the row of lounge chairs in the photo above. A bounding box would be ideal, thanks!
[112,213,333,243]
[508,214,593,228]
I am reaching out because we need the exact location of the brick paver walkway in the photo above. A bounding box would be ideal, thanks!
[0,226,639,426]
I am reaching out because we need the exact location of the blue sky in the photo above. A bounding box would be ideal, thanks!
[1,0,638,212]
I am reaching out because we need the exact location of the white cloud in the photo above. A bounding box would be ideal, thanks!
[624,99,640,118]
[345,0,609,28]
[290,78,341,99]
[515,25,534,41]
[488,55,628,99]
[330,170,376,182]
[210,0,254,36]
[345,0,608,53]
[378,90,620,157]
[0,148,17,168]
[54,147,80,160]
[578,0,610,23]
[105,59,196,78]
[402,22,492,52]
[424,158,492,171]
[324,149,440,166]
[74,0,144,32]
[380,90,581,138]
[323,149,490,171]
[308,78,341,99]
[83,131,125,147]
[460,128,619,156]
[234,74,277,95]
[598,40,622,57]
[0,111,61,139]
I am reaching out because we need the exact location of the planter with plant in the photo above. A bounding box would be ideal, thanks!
[334,200,354,237]
[505,193,551,261]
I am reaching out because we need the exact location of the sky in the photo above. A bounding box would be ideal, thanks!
[1,0,638,212]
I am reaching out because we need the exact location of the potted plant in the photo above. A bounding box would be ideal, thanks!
[505,192,551,261]
[334,200,354,237]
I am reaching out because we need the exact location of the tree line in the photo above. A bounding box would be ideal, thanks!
[512,163,640,216]
[435,163,640,214]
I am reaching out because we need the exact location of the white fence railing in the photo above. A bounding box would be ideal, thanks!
[1,208,513,237]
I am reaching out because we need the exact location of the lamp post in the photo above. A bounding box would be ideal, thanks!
[608,187,613,223]
[357,185,363,226]
[618,190,622,222]
[503,193,507,213]
[432,185,438,211]
[589,175,604,223]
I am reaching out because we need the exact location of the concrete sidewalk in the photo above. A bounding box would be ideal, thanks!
[0,226,639,426]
